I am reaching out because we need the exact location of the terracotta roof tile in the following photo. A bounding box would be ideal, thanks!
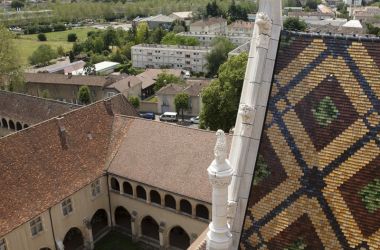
[107,117,231,203]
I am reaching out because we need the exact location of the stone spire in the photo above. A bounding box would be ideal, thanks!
[207,130,234,250]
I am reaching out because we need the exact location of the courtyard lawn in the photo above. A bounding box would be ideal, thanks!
[13,27,96,66]
[94,231,141,250]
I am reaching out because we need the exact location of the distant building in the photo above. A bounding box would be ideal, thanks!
[24,73,123,104]
[288,11,335,21]
[350,6,380,23]
[72,61,120,76]
[156,79,211,116]
[190,17,227,34]
[131,44,211,73]
[344,0,362,6]
[170,11,193,25]
[178,32,250,46]
[133,14,175,30]
[227,20,254,35]
[228,41,250,57]
[36,60,86,75]
[104,75,142,99]
[136,68,183,98]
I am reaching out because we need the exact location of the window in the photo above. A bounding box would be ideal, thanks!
[107,92,115,98]
[0,239,6,250]
[30,217,43,236]
[61,198,73,216]
[91,179,101,197]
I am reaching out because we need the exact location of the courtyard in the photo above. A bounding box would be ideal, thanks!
[94,231,140,250]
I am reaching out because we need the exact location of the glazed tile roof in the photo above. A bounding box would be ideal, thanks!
[240,31,380,249]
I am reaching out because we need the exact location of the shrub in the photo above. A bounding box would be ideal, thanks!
[67,33,78,42]
[128,96,140,109]
[53,23,66,32]
[37,33,47,41]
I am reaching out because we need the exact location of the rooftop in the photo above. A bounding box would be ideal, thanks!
[132,43,210,50]
[24,73,121,87]
[0,90,80,125]
[156,79,210,97]
[190,17,227,27]
[137,69,183,89]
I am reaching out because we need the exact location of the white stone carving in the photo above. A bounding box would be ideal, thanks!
[239,104,254,124]
[256,12,272,35]
[214,130,227,165]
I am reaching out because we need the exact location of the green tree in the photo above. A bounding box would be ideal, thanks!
[103,27,118,48]
[0,25,24,92]
[149,27,166,43]
[206,0,223,17]
[57,46,65,57]
[28,44,57,66]
[83,62,96,75]
[206,37,235,77]
[283,17,307,31]
[11,0,24,9]
[67,33,78,42]
[174,92,190,121]
[37,33,47,41]
[154,72,184,91]
[200,52,248,132]
[128,96,140,108]
[228,0,248,21]
[161,32,200,46]
[41,89,50,98]
[77,85,91,104]
[305,0,321,10]
[135,22,149,44]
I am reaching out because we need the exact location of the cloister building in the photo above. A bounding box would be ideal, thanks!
[0,94,217,250]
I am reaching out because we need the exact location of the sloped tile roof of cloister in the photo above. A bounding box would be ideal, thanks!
[0,94,218,238]
[0,90,80,124]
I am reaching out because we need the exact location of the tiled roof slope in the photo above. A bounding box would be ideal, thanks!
[107,117,230,203]
[240,32,380,250]
[0,100,115,238]
[0,90,80,124]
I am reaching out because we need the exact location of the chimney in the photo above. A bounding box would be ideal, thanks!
[103,99,114,116]
[67,73,72,79]
[56,117,68,150]
[128,81,131,88]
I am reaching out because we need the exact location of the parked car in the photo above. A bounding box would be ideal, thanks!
[139,112,155,120]
[190,116,200,124]
[159,112,178,122]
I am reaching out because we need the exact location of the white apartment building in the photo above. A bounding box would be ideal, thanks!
[178,32,251,46]
[190,17,227,34]
[131,44,211,73]
[345,0,362,6]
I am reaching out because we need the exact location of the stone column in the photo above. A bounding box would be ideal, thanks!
[159,222,166,249]
[131,211,138,242]
[176,199,180,213]
[83,218,94,250]
[207,130,234,250]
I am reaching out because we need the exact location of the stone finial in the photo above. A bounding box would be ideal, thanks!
[256,12,272,35]
[214,130,227,165]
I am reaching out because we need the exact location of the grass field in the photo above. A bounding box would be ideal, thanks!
[13,27,96,65]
